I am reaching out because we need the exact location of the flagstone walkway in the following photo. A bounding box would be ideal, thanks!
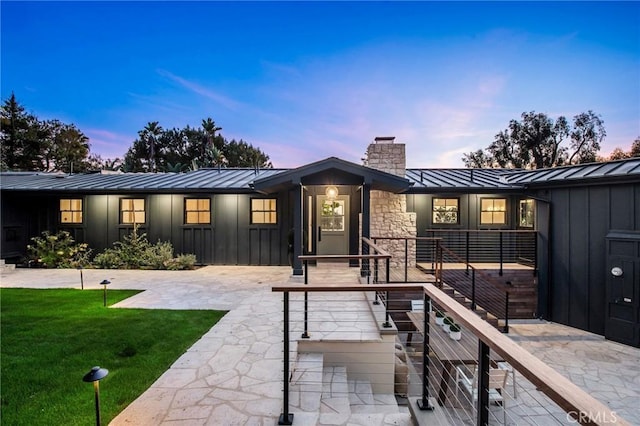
[2,265,639,425]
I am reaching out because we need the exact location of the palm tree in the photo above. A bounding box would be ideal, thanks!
[141,121,163,172]
[201,118,222,162]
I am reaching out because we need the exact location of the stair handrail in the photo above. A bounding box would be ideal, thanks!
[272,282,628,426]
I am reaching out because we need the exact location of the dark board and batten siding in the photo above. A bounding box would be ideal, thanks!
[537,182,640,338]
[1,192,290,267]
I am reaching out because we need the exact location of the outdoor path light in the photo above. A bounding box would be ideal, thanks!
[78,266,84,290]
[100,279,111,307]
[83,366,108,426]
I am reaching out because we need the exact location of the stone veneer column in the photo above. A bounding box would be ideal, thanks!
[363,137,417,275]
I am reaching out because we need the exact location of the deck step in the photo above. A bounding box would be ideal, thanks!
[290,352,324,412]
[320,366,351,424]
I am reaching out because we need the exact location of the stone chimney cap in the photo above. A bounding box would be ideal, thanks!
[374,136,395,144]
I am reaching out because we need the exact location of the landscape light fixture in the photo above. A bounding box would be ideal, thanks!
[100,279,111,307]
[78,266,84,290]
[325,185,338,200]
[83,366,109,426]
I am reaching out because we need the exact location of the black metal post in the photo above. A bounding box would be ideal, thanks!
[374,257,379,284]
[503,293,510,333]
[471,269,476,310]
[533,231,538,277]
[404,239,408,282]
[499,232,504,276]
[279,292,294,425]
[465,231,470,275]
[417,292,434,410]
[79,268,84,290]
[302,261,309,339]
[385,258,390,284]
[383,291,392,328]
[477,340,490,426]
[100,280,110,307]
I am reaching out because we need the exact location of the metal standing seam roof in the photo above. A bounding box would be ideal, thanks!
[405,168,524,191]
[2,157,639,192]
[502,158,640,185]
[0,168,289,192]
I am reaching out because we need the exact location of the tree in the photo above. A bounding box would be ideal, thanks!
[0,93,43,170]
[141,121,163,172]
[44,120,90,173]
[463,111,605,169]
[568,111,606,164]
[605,137,640,161]
[1,94,92,172]
[631,137,640,157]
[224,139,272,168]
[122,119,272,171]
[608,148,630,161]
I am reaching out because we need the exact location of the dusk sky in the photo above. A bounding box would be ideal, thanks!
[2,1,639,168]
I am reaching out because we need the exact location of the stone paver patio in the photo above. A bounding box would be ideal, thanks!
[1,265,639,425]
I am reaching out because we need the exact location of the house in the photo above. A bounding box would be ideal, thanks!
[1,137,639,347]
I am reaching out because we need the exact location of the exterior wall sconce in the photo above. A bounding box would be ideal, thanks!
[83,366,109,426]
[325,185,338,200]
[100,279,111,307]
[611,267,623,277]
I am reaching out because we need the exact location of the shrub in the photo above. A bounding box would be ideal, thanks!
[27,231,91,268]
[165,254,197,270]
[93,225,196,270]
[92,250,124,269]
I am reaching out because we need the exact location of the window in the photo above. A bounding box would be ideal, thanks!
[185,198,211,224]
[320,199,345,231]
[480,198,507,225]
[519,199,535,228]
[251,198,277,224]
[432,198,459,224]
[60,199,83,223]
[121,198,145,224]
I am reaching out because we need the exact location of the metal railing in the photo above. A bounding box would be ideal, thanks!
[272,282,628,425]
[425,229,537,276]
[370,235,540,331]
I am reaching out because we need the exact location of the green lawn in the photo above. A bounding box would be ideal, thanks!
[0,288,226,425]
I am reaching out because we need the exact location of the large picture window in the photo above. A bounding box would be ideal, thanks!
[185,198,211,224]
[251,199,277,224]
[432,198,459,224]
[480,198,507,225]
[60,199,83,223]
[121,198,145,224]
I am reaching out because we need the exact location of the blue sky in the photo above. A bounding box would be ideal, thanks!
[2,1,639,168]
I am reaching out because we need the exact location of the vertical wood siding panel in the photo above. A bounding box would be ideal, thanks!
[588,186,610,334]
[237,195,250,265]
[550,189,570,324]
[610,185,634,230]
[568,188,589,329]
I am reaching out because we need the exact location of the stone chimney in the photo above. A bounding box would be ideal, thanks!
[364,136,406,177]
[361,136,416,273]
